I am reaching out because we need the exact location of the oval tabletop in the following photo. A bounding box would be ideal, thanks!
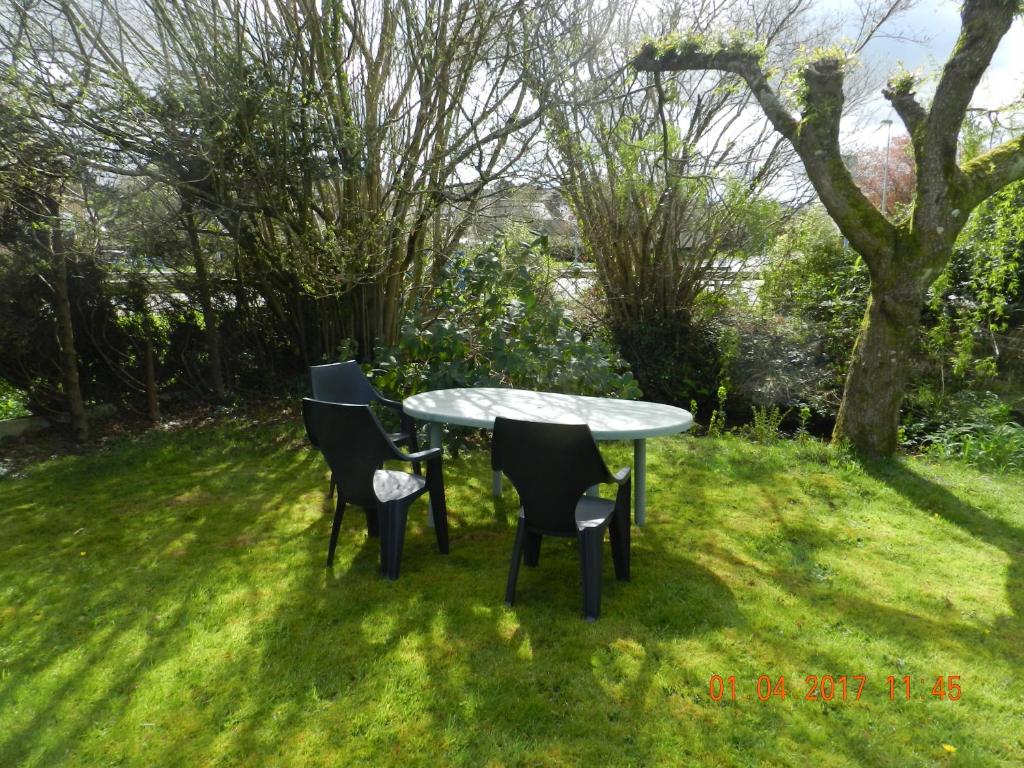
[403,387,693,440]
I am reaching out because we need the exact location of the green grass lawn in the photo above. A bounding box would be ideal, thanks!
[1,410,1022,767]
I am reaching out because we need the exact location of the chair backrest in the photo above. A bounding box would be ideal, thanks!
[309,361,379,405]
[491,417,609,535]
[302,398,395,508]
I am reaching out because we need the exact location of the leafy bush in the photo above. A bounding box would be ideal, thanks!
[0,380,28,419]
[609,305,722,409]
[720,299,839,420]
[923,180,1024,386]
[910,391,1024,471]
[753,207,869,416]
[0,247,135,415]
[372,233,641,403]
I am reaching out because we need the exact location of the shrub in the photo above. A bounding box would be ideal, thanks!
[0,248,134,415]
[922,179,1024,387]
[740,404,789,444]
[720,299,840,420]
[911,391,1024,471]
[752,207,869,417]
[609,306,722,409]
[372,233,641,403]
[0,380,28,419]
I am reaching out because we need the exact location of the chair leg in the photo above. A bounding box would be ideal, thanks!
[427,458,449,554]
[364,506,380,537]
[609,507,631,581]
[326,497,346,568]
[578,529,603,621]
[328,472,336,499]
[505,519,527,606]
[524,531,542,567]
[378,501,410,581]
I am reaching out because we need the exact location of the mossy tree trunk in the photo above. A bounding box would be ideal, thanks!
[834,280,924,455]
[634,0,1024,455]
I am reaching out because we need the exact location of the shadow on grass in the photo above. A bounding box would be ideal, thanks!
[0,428,741,766]
[693,455,1019,764]
[4,427,1020,765]
[0,424,319,766]
[208,476,743,764]
[860,457,1023,638]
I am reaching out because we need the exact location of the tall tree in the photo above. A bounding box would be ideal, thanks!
[0,87,89,440]
[634,0,1024,454]
[535,0,813,404]
[14,0,555,361]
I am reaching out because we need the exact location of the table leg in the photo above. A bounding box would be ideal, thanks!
[427,423,442,529]
[492,470,503,497]
[634,438,647,526]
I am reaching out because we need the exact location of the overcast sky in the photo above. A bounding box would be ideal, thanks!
[831,0,1024,147]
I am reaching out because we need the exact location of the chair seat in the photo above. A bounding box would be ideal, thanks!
[575,496,615,530]
[373,469,427,503]
[517,496,615,532]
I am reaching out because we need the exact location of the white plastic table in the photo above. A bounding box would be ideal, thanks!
[403,388,693,525]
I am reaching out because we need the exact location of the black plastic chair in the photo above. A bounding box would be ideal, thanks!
[309,361,421,486]
[302,398,449,580]
[492,416,631,621]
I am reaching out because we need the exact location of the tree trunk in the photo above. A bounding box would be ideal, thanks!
[144,333,160,423]
[183,204,226,399]
[49,214,88,442]
[833,284,924,455]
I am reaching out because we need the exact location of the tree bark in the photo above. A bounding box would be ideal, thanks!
[47,207,88,442]
[182,202,226,399]
[144,333,160,423]
[834,284,923,455]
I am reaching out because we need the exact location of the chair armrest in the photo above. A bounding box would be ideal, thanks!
[607,467,631,485]
[379,397,418,449]
[390,446,442,464]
